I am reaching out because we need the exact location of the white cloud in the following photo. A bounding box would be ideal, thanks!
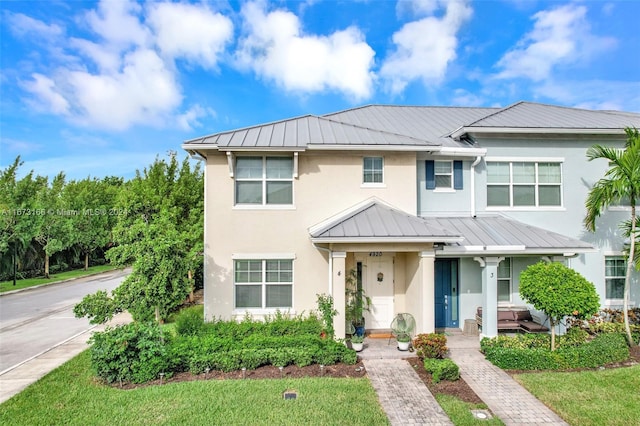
[495,4,616,81]
[16,0,236,131]
[535,80,640,113]
[5,11,64,39]
[22,74,70,114]
[147,2,233,68]
[66,49,182,130]
[236,1,375,100]
[176,104,217,131]
[380,0,472,94]
[82,0,150,48]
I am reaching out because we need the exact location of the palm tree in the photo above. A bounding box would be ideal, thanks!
[585,127,640,346]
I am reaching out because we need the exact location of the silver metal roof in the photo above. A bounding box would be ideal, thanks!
[431,215,594,254]
[310,200,462,243]
[183,102,640,151]
[310,199,593,253]
[184,115,437,149]
[325,105,497,148]
[466,101,640,130]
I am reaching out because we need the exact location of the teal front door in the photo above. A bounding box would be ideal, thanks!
[435,259,459,328]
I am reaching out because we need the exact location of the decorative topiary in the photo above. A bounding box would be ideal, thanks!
[519,261,600,351]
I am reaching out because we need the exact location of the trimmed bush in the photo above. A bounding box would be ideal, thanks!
[89,322,170,384]
[482,333,629,370]
[423,358,460,383]
[413,333,448,359]
[174,305,205,336]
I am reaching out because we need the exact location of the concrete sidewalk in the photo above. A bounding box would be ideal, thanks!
[0,312,132,404]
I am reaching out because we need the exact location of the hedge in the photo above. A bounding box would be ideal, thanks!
[482,333,629,370]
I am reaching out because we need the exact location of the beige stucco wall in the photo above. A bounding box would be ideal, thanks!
[203,150,418,322]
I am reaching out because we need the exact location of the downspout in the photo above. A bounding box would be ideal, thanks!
[313,243,333,296]
[470,156,482,218]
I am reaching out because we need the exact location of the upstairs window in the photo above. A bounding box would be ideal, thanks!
[487,161,562,207]
[426,160,463,190]
[236,156,293,205]
[605,256,625,299]
[363,157,384,184]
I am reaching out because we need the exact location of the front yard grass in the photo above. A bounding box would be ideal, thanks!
[0,351,389,426]
[513,364,640,426]
[435,394,504,426]
[0,264,119,293]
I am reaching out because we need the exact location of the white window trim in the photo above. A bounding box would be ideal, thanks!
[434,160,454,190]
[235,156,294,207]
[486,160,564,209]
[604,253,626,304]
[497,257,512,305]
[233,257,294,310]
[362,156,384,185]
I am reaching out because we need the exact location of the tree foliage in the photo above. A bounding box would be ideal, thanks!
[584,127,640,346]
[520,262,600,351]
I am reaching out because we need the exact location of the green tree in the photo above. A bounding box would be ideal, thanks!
[584,127,640,346]
[63,177,120,270]
[0,157,47,283]
[520,262,600,351]
[75,154,203,323]
[34,173,72,278]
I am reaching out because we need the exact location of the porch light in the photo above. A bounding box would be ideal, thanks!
[377,272,384,282]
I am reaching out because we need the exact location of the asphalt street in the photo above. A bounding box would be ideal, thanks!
[0,269,128,373]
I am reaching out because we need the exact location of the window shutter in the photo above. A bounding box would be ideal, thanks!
[426,160,435,189]
[453,160,463,190]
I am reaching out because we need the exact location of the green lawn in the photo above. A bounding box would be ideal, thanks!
[435,394,504,426]
[514,365,640,426]
[0,351,389,426]
[0,264,119,293]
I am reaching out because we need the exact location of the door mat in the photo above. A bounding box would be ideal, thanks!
[367,332,394,339]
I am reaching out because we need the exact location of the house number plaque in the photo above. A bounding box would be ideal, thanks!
[369,252,383,257]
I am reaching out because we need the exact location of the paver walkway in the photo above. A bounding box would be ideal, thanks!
[447,331,568,426]
[364,358,452,426]
[361,333,568,426]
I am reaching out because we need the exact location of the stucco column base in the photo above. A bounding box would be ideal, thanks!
[332,252,347,339]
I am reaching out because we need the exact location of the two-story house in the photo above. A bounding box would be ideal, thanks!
[182,101,640,338]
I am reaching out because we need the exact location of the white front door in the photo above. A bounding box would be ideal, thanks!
[361,253,395,329]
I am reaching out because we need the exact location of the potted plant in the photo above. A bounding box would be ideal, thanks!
[350,334,364,352]
[345,269,371,336]
[396,333,411,351]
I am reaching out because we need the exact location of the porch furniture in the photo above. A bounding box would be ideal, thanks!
[475,307,549,333]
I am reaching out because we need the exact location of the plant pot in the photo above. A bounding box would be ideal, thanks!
[352,342,364,352]
[397,341,410,351]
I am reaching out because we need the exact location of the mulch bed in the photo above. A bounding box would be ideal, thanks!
[405,357,483,403]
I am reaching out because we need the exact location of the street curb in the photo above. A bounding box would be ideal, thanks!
[0,267,130,296]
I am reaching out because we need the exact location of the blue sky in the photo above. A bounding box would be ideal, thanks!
[1,0,639,180]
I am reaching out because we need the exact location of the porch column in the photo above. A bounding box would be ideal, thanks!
[476,256,502,338]
[419,251,436,334]
[331,251,347,339]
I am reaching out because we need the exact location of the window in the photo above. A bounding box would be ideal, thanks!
[497,258,511,303]
[236,156,293,205]
[234,259,293,309]
[487,161,562,207]
[605,256,625,299]
[426,160,463,190]
[363,157,383,184]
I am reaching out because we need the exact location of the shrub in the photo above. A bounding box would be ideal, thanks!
[483,333,629,370]
[174,305,205,336]
[423,358,460,383]
[89,322,170,384]
[413,333,448,359]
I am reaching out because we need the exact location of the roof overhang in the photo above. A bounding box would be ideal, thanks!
[439,245,596,256]
[305,144,438,151]
[451,126,628,140]
[310,236,464,244]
